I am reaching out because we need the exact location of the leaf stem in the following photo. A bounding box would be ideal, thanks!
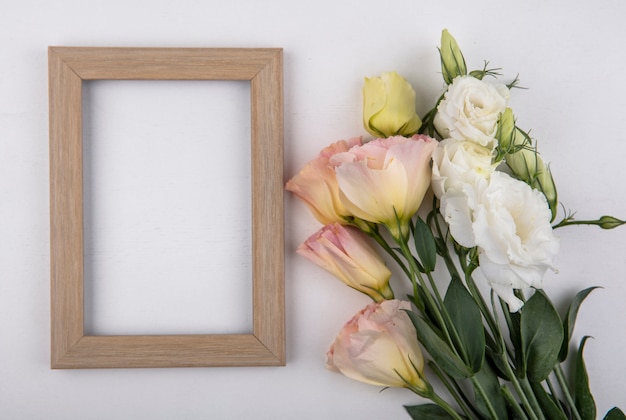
[489,293,540,420]
[396,237,457,351]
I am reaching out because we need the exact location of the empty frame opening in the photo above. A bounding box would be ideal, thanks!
[82,80,253,335]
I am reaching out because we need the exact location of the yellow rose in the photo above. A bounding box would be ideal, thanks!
[363,72,422,138]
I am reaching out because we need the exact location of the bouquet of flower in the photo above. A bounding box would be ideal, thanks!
[287,30,626,419]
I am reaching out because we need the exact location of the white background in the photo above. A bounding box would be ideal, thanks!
[2,0,626,418]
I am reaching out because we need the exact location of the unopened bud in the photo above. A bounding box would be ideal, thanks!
[506,147,558,221]
[439,29,467,85]
[598,215,626,230]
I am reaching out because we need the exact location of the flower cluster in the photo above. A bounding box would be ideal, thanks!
[288,29,625,420]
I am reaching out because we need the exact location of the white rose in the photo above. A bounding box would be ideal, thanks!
[434,75,510,148]
[431,138,496,199]
[440,171,559,311]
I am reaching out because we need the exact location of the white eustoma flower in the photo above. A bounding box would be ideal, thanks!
[431,138,496,199]
[434,75,510,148]
[441,171,559,311]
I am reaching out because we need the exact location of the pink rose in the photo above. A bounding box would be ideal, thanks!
[327,300,425,390]
[297,223,393,301]
[286,138,363,225]
[331,135,437,240]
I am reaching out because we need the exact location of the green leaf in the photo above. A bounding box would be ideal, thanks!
[414,218,437,272]
[520,290,564,381]
[529,381,568,420]
[604,407,626,420]
[405,310,472,378]
[443,277,485,373]
[473,362,508,419]
[559,287,599,362]
[405,403,456,419]
[485,346,510,380]
[575,336,596,420]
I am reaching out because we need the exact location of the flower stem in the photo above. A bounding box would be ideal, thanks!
[396,238,456,353]
[545,376,565,412]
[427,361,478,419]
[501,386,530,420]
[489,293,541,420]
[554,364,583,420]
[470,376,500,420]
[367,229,411,278]
[412,386,464,420]
[520,377,546,420]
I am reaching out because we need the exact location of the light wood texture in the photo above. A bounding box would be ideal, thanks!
[49,47,284,369]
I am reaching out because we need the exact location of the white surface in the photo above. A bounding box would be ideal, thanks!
[1,0,626,418]
[82,80,252,335]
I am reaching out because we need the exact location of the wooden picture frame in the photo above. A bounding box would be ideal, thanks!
[49,47,284,368]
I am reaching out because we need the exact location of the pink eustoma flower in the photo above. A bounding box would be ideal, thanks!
[286,138,362,225]
[297,223,393,301]
[331,135,437,240]
[326,300,425,390]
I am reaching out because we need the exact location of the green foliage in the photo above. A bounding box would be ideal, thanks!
[473,362,508,419]
[443,277,485,373]
[529,381,568,420]
[405,310,472,379]
[414,218,437,273]
[604,407,626,420]
[559,287,599,362]
[575,336,596,420]
[405,403,457,419]
[520,290,564,381]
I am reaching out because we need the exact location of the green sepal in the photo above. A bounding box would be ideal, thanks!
[575,336,596,420]
[604,407,626,420]
[520,290,564,381]
[473,361,508,419]
[405,403,457,419]
[529,381,568,420]
[413,218,437,273]
[405,310,472,378]
[443,277,485,373]
[559,287,599,362]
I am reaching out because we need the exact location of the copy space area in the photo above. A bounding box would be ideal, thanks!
[82,80,252,335]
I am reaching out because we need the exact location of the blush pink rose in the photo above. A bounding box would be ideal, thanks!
[326,300,425,390]
[330,135,437,240]
[286,138,363,225]
[297,223,393,301]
